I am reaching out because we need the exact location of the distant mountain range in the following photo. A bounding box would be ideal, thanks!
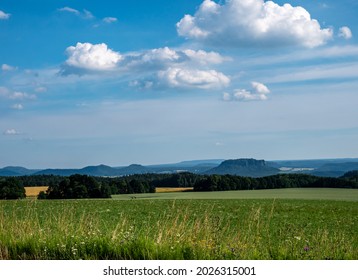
[0,160,223,177]
[1,158,358,177]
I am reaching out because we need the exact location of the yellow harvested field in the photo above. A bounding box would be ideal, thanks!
[156,187,193,193]
[25,186,49,197]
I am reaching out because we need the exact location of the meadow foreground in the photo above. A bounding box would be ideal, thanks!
[0,189,357,260]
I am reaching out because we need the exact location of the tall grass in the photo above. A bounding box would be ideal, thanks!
[0,199,357,259]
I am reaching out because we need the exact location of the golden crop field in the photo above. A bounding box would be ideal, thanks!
[155,187,193,193]
[24,186,48,197]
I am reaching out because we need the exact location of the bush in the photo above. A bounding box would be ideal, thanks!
[37,191,47,200]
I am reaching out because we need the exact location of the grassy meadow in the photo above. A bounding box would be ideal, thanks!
[0,188,357,260]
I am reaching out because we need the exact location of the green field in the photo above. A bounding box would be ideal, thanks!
[115,188,358,201]
[0,188,357,260]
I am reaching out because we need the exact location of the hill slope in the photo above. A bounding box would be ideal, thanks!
[311,162,358,177]
[0,166,36,176]
[205,158,279,177]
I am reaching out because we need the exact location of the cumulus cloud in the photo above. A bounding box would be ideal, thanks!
[125,47,227,69]
[139,47,181,64]
[3,129,21,135]
[158,67,230,89]
[61,42,122,74]
[223,82,270,102]
[1,64,16,71]
[338,26,352,39]
[61,43,228,75]
[103,17,118,23]
[0,10,10,20]
[60,43,231,90]
[177,0,333,48]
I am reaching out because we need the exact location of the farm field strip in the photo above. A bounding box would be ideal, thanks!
[24,186,49,197]
[155,187,193,193]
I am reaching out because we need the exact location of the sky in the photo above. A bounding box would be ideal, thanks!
[1,0,358,168]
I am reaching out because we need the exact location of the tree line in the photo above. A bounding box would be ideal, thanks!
[0,171,357,199]
[193,173,358,192]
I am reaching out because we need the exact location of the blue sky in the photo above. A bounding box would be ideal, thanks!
[1,0,358,168]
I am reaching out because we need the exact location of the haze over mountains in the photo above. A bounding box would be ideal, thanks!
[1,158,358,178]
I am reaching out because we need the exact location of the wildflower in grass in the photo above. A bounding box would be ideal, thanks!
[304,246,310,252]
[294,236,301,241]
[228,247,235,253]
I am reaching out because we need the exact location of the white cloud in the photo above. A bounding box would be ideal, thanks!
[338,26,352,39]
[0,87,36,100]
[58,7,94,19]
[182,49,228,65]
[0,10,10,20]
[60,43,231,90]
[58,7,80,15]
[224,82,270,102]
[126,47,227,69]
[62,42,122,74]
[62,45,227,73]
[11,104,24,110]
[177,0,333,48]
[9,91,36,100]
[140,47,181,64]
[3,129,20,135]
[251,81,270,95]
[1,64,17,71]
[103,17,118,23]
[83,9,94,19]
[158,67,230,89]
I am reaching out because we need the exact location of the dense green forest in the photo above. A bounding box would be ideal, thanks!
[0,171,357,199]
[0,177,26,199]
[193,173,358,192]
